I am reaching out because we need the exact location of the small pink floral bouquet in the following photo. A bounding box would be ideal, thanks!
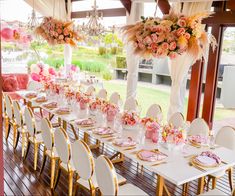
[102,103,119,122]
[145,122,161,143]
[141,117,155,127]
[65,90,75,101]
[162,125,185,145]
[121,111,139,126]
[89,98,105,111]
[79,95,90,110]
[35,17,81,46]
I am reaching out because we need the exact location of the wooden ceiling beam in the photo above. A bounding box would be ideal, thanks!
[71,8,126,18]
[203,11,235,26]
[158,0,171,15]
[120,0,132,14]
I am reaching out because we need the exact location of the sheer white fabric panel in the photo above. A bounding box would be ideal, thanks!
[126,2,144,99]
[167,1,213,120]
[24,0,71,20]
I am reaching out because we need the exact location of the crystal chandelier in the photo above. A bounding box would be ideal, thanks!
[79,0,106,36]
[27,0,39,30]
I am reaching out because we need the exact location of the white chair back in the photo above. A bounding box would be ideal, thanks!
[71,140,94,180]
[109,92,120,105]
[13,101,23,127]
[168,112,184,128]
[54,128,70,164]
[27,80,43,91]
[86,86,96,96]
[5,95,13,119]
[215,126,235,151]
[124,97,138,111]
[95,155,118,196]
[41,118,53,151]
[97,89,107,100]
[188,118,209,136]
[24,107,36,136]
[146,104,162,119]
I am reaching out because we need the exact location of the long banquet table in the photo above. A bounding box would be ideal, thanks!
[18,90,235,196]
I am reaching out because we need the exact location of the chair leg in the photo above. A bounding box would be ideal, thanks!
[212,177,217,189]
[24,140,30,160]
[73,183,78,196]
[14,131,20,149]
[40,147,47,175]
[54,167,61,190]
[40,108,43,118]
[33,143,39,170]
[182,183,189,196]
[68,170,74,196]
[50,158,56,189]
[13,124,17,148]
[89,179,96,196]
[228,168,234,191]
[5,118,10,140]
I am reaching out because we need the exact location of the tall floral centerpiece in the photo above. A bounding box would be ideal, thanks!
[79,95,90,110]
[102,103,119,122]
[121,111,139,130]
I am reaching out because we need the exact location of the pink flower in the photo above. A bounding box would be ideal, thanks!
[161,42,169,50]
[48,67,56,75]
[164,26,171,33]
[58,35,64,40]
[184,33,191,40]
[63,28,69,36]
[155,25,164,34]
[31,73,40,82]
[65,37,70,43]
[143,36,152,45]
[156,34,165,43]
[167,35,175,43]
[71,65,77,72]
[169,52,178,59]
[177,19,187,27]
[176,28,186,37]
[150,43,158,51]
[169,42,177,50]
[151,25,159,32]
[156,47,167,57]
[138,43,145,49]
[57,28,62,34]
[151,33,158,42]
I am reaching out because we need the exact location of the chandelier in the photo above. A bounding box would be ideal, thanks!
[79,0,107,36]
[27,0,39,30]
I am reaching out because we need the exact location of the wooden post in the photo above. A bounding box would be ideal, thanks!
[187,60,204,121]
[202,25,223,128]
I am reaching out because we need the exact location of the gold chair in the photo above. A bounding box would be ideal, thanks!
[24,106,43,170]
[54,127,75,196]
[40,118,59,189]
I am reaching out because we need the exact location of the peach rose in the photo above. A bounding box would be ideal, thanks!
[176,28,186,37]
[150,42,158,51]
[151,33,158,42]
[162,42,169,50]
[184,33,191,40]
[143,36,152,45]
[177,19,187,27]
[169,52,178,59]
[169,42,177,50]
[155,25,164,34]
[58,34,64,40]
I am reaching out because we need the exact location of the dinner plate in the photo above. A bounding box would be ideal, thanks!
[137,149,168,162]
[191,155,220,168]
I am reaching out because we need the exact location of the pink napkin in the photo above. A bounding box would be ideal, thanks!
[196,156,217,166]
[113,137,136,147]
[76,118,95,126]
[93,127,113,135]
[188,135,208,144]
[138,150,167,162]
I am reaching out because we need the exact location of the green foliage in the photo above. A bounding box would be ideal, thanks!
[103,33,123,47]
[44,58,64,69]
[116,56,127,68]
[102,70,113,80]
[72,59,107,73]
[111,47,117,55]
[98,47,107,55]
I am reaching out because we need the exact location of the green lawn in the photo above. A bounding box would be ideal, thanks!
[103,80,235,121]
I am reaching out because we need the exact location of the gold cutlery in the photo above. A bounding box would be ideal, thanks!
[151,161,167,166]
[189,162,205,172]
[101,134,114,138]
[131,150,139,154]
[123,147,136,151]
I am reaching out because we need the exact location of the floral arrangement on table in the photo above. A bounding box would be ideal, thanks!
[122,10,215,60]
[162,125,185,145]
[65,90,75,101]
[121,111,139,127]
[141,117,155,127]
[145,121,161,143]
[35,17,81,46]
[30,62,56,82]
[101,103,119,122]
[89,98,106,111]
[78,95,90,110]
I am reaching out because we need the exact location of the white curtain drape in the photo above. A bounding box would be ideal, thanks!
[24,0,70,20]
[25,0,72,76]
[167,1,213,120]
[126,2,144,99]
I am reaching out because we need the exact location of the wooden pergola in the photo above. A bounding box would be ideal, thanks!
[71,0,235,128]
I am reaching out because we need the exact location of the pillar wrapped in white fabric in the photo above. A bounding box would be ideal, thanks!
[167,1,213,119]
[126,2,144,99]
